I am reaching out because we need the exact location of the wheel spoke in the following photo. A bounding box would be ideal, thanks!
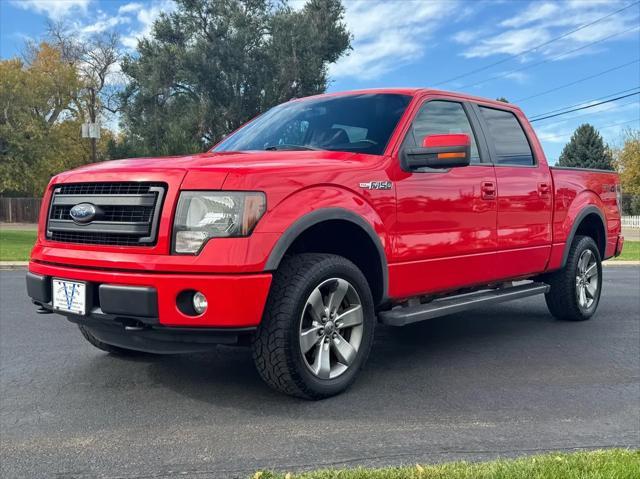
[312,341,331,379]
[585,280,598,298]
[580,250,592,273]
[306,287,326,322]
[585,263,598,279]
[331,333,356,366]
[327,279,349,314]
[300,323,322,354]
[579,285,588,307]
[336,305,363,329]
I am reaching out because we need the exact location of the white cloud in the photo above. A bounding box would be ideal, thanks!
[329,0,460,80]
[118,2,144,15]
[462,27,551,58]
[80,13,130,35]
[10,0,91,20]
[455,0,637,61]
[120,0,176,50]
[501,2,559,28]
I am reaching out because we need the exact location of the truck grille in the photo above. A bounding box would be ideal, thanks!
[46,182,166,247]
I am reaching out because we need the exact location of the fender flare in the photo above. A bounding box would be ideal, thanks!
[263,207,389,301]
[561,205,606,268]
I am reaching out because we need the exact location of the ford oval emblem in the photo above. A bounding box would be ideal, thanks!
[69,203,97,223]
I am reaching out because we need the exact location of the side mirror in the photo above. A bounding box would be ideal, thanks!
[403,133,471,170]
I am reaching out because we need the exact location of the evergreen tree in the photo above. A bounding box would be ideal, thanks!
[558,124,614,170]
[116,0,351,157]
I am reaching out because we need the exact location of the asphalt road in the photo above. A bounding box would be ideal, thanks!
[1,267,639,478]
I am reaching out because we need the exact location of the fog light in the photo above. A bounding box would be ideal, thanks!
[192,292,208,315]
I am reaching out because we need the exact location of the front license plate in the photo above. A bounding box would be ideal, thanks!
[52,279,86,315]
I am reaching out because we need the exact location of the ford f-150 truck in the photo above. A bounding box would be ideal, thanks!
[27,89,624,399]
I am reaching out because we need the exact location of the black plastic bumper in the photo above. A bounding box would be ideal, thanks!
[26,272,256,353]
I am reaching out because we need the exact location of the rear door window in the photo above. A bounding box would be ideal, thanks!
[479,107,534,166]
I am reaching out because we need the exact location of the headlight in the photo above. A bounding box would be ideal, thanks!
[173,191,266,254]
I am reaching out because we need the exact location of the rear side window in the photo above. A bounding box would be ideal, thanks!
[407,101,481,163]
[479,107,534,166]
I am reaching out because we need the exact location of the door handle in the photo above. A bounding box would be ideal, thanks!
[538,183,550,197]
[481,181,496,200]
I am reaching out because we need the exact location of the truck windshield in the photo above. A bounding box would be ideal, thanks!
[213,93,412,155]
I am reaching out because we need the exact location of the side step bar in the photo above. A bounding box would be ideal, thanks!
[379,282,550,327]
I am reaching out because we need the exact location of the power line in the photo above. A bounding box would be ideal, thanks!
[539,120,639,155]
[596,118,640,130]
[532,98,640,128]
[514,59,640,103]
[457,24,640,91]
[529,91,640,122]
[431,0,640,87]
[529,87,640,118]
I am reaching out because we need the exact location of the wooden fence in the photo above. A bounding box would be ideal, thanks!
[0,198,42,223]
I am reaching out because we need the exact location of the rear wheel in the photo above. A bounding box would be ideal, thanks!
[78,325,147,356]
[252,253,375,399]
[545,235,602,321]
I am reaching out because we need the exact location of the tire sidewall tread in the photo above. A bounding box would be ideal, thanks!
[544,235,603,321]
[252,253,375,399]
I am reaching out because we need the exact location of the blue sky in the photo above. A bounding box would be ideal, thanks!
[1,0,639,162]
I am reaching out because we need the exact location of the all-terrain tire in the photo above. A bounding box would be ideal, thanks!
[252,253,376,399]
[78,325,147,356]
[544,235,602,321]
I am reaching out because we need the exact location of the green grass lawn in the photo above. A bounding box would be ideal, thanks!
[612,240,640,261]
[252,449,639,479]
[0,229,37,261]
[0,226,637,263]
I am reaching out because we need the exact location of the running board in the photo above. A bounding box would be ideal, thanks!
[379,282,550,327]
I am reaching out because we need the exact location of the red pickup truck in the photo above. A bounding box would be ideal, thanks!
[27,89,624,398]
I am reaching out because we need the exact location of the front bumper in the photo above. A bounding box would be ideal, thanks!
[27,261,271,329]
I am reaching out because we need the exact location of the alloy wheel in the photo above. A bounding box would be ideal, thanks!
[575,249,599,310]
[299,278,364,379]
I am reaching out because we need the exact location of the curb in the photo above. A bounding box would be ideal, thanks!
[0,261,28,270]
[604,261,640,266]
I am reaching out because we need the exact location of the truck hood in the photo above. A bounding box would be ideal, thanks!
[60,150,368,175]
[54,150,374,188]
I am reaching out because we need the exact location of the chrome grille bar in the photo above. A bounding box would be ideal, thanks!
[46,182,166,246]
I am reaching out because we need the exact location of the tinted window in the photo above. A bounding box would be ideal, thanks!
[479,107,534,166]
[214,94,411,155]
[406,101,480,163]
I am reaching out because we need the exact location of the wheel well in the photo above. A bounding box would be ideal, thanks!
[283,220,385,305]
[574,212,606,258]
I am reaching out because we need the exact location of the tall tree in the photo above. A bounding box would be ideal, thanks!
[0,43,113,196]
[615,129,640,195]
[558,123,614,170]
[46,22,122,162]
[116,0,351,157]
[614,129,640,214]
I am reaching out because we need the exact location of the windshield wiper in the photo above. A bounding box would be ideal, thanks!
[264,144,323,151]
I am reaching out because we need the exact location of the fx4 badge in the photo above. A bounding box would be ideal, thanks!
[359,181,392,190]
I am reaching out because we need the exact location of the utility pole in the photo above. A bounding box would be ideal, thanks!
[90,87,96,163]
[82,87,100,162]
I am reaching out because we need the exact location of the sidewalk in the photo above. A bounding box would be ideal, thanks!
[0,261,29,270]
[0,222,37,231]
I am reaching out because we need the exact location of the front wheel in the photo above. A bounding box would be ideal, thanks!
[545,235,603,321]
[252,253,375,399]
